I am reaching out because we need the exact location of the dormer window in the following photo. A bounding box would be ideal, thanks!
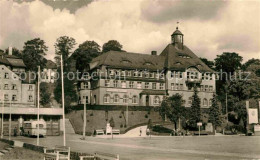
[122,60,131,64]
[176,62,181,65]
[144,62,152,66]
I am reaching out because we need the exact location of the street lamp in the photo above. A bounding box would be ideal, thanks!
[0,93,4,139]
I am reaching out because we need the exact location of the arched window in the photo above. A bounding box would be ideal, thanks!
[154,96,160,105]
[114,94,120,103]
[104,94,110,103]
[123,95,128,103]
[132,95,138,104]
[203,98,208,106]
[209,99,212,106]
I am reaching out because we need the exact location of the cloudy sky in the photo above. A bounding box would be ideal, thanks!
[0,0,259,62]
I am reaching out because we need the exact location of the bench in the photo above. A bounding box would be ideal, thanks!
[79,152,119,160]
[44,145,70,160]
[112,129,120,135]
[96,130,105,135]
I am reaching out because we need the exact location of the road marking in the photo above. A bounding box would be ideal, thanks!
[70,139,260,159]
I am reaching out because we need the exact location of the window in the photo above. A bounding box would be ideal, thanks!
[203,98,208,107]
[104,94,110,103]
[150,73,154,78]
[29,85,33,90]
[209,74,213,80]
[154,96,160,105]
[188,97,192,106]
[145,82,149,89]
[137,82,142,89]
[93,95,96,104]
[171,71,175,78]
[83,96,89,104]
[175,84,179,90]
[121,81,126,88]
[4,84,8,90]
[4,73,9,79]
[83,82,88,89]
[4,94,8,101]
[129,81,134,88]
[123,95,128,103]
[209,86,213,92]
[113,80,119,88]
[209,99,212,106]
[133,71,138,77]
[205,85,209,92]
[115,70,120,76]
[171,83,175,90]
[160,73,164,79]
[28,95,33,102]
[12,84,17,90]
[132,96,138,104]
[200,85,204,91]
[12,95,17,101]
[159,83,164,90]
[109,70,114,76]
[138,71,142,77]
[179,72,183,78]
[180,84,184,90]
[152,83,156,90]
[121,70,126,76]
[105,80,110,87]
[156,73,160,79]
[127,71,131,76]
[114,95,119,103]
[145,72,149,78]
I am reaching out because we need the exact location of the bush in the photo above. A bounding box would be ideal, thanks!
[152,125,172,133]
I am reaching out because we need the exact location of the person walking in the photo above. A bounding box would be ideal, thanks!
[139,127,142,136]
[14,127,17,137]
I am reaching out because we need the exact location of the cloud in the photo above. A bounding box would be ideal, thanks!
[141,0,226,23]
[0,0,259,62]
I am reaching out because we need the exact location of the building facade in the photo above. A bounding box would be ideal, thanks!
[0,49,63,135]
[79,28,215,108]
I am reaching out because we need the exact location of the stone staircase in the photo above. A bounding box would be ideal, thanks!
[65,119,75,134]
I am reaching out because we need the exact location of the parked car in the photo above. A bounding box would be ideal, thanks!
[23,120,47,137]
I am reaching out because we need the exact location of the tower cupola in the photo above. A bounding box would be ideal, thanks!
[171,26,184,49]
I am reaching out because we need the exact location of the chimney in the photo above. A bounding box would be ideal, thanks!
[151,51,157,55]
[8,46,12,55]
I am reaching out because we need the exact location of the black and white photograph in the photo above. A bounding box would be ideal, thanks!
[0,0,260,159]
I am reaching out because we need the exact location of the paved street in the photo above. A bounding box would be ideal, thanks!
[8,134,260,160]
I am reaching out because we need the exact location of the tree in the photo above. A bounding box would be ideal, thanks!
[40,83,51,106]
[242,58,260,70]
[147,119,152,138]
[215,52,243,74]
[109,117,115,139]
[188,88,201,129]
[73,40,101,73]
[5,47,22,58]
[159,94,186,130]
[54,77,78,113]
[54,36,76,71]
[22,38,48,72]
[102,40,123,53]
[209,94,222,132]
[200,57,214,70]
[214,52,243,103]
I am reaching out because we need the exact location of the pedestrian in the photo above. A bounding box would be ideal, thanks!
[14,127,17,137]
[139,127,142,136]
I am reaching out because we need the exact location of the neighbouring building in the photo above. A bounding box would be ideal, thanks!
[0,49,63,136]
[41,60,57,83]
[79,28,215,108]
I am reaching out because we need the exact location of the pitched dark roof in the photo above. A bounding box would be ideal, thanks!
[46,60,57,69]
[90,51,165,71]
[89,44,213,73]
[160,44,214,72]
[0,53,11,66]
[6,58,26,68]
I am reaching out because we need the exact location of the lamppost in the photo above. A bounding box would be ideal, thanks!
[0,93,4,139]
[37,66,40,146]
[9,99,12,140]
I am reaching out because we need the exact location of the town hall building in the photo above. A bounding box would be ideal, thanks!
[79,27,215,108]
